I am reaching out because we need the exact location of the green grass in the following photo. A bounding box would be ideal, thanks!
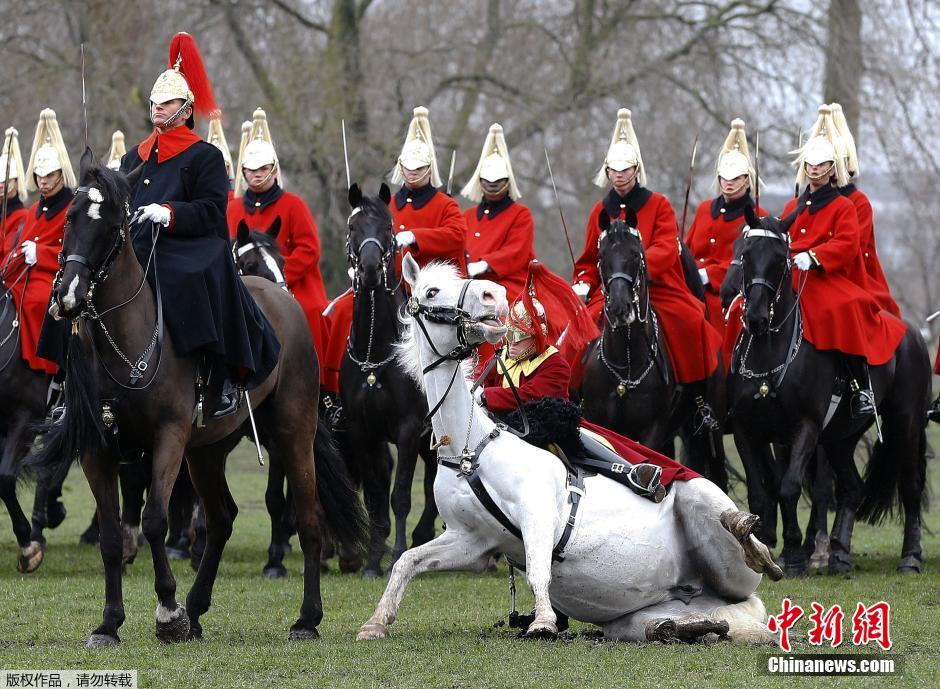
[1,430,938,689]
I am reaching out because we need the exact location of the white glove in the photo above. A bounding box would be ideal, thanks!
[137,203,172,227]
[395,230,415,248]
[467,260,489,277]
[793,251,813,271]
[572,281,591,302]
[21,240,37,266]
[698,268,709,285]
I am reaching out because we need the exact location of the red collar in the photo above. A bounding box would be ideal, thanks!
[137,126,202,163]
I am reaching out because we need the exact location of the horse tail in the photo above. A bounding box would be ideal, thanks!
[313,419,369,557]
[26,332,106,482]
[856,414,928,525]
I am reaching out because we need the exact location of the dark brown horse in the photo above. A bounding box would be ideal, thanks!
[29,152,365,646]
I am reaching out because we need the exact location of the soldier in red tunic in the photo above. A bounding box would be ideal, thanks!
[571,108,722,428]
[226,108,330,388]
[0,126,29,256]
[461,123,535,301]
[781,108,906,418]
[686,119,767,331]
[321,106,468,399]
[829,102,901,318]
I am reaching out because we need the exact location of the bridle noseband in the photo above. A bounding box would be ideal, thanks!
[233,239,288,291]
[407,279,481,372]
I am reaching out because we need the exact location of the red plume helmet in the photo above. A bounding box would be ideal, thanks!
[166,32,218,117]
[508,260,599,353]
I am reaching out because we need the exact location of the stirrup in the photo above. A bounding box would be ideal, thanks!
[48,405,66,425]
[626,463,666,503]
[850,387,875,419]
[692,400,720,436]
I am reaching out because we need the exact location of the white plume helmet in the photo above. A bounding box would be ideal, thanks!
[0,126,29,202]
[594,108,645,187]
[792,104,849,188]
[829,102,859,177]
[205,115,233,180]
[460,123,520,203]
[390,106,441,187]
[714,118,760,194]
[26,108,76,192]
[234,107,279,197]
[105,130,126,171]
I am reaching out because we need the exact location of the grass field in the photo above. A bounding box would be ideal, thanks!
[1,429,938,689]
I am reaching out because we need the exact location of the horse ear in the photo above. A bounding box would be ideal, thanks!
[79,147,96,179]
[780,210,798,233]
[236,219,250,246]
[402,252,421,287]
[744,204,759,229]
[624,207,638,229]
[124,162,145,190]
[379,182,391,205]
[598,210,610,232]
[348,183,362,208]
[267,216,282,240]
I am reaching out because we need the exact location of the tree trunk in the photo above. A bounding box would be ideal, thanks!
[823,0,862,133]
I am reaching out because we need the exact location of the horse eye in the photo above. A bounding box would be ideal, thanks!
[426,287,439,299]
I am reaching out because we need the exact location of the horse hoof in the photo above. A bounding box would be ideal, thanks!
[166,546,189,561]
[263,565,288,579]
[523,621,558,640]
[188,622,203,641]
[155,605,190,644]
[646,618,678,643]
[289,626,320,641]
[362,568,383,579]
[356,622,389,640]
[339,557,362,574]
[85,633,120,648]
[47,501,67,529]
[897,555,922,574]
[17,541,44,574]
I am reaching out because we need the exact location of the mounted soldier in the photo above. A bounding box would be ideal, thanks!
[571,108,722,429]
[1,126,29,257]
[829,102,901,319]
[779,106,906,418]
[686,119,767,332]
[117,32,279,418]
[321,106,468,404]
[226,107,330,392]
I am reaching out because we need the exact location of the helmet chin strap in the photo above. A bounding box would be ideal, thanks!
[400,161,432,185]
[482,179,510,198]
[721,178,749,198]
[245,163,278,191]
[805,162,835,182]
[154,99,192,130]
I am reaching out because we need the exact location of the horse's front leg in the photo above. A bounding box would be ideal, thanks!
[390,426,422,562]
[357,529,493,640]
[777,424,820,576]
[142,432,190,643]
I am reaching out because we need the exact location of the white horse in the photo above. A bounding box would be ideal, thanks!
[358,256,780,643]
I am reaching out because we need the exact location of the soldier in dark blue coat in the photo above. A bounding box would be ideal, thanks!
[121,32,279,417]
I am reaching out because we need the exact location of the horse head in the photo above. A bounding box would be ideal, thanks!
[53,148,134,320]
[740,206,795,336]
[347,183,395,291]
[234,217,287,289]
[400,253,508,371]
[597,208,646,330]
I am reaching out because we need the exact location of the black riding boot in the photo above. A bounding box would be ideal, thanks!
[686,380,720,435]
[46,371,65,424]
[928,395,940,424]
[204,358,243,420]
[846,356,875,419]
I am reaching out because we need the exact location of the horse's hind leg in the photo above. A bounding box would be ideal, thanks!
[29,446,70,546]
[823,437,864,574]
[390,426,422,562]
[119,461,149,566]
[896,423,926,573]
[262,456,291,578]
[81,451,125,647]
[184,446,238,641]
[802,449,833,569]
[142,435,190,643]
[357,529,492,640]
[0,413,39,570]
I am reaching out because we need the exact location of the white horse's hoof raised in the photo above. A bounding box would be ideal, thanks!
[356,622,389,640]
[523,620,558,640]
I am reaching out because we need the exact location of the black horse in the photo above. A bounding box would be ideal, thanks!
[0,269,71,572]
[341,183,438,576]
[29,152,366,646]
[580,211,728,489]
[724,208,929,576]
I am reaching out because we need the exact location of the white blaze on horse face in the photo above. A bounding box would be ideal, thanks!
[259,248,287,289]
[62,275,81,311]
[87,203,101,220]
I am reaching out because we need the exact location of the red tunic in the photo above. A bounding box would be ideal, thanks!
[5,191,70,374]
[572,187,721,383]
[686,195,767,331]
[482,347,699,485]
[227,188,330,384]
[934,338,940,376]
[322,185,468,393]
[1,202,28,257]
[780,186,905,365]
[464,197,535,301]
[840,185,901,318]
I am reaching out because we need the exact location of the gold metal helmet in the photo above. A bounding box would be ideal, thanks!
[506,296,547,343]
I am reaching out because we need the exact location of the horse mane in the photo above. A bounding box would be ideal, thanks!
[76,163,131,214]
[357,194,393,225]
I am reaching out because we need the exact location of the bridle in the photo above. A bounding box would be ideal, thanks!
[738,227,802,334]
[597,224,650,328]
[233,239,288,291]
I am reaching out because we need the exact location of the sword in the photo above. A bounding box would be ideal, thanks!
[341,119,351,189]
[926,309,940,324]
[0,128,13,256]
[81,44,89,148]
[754,130,760,213]
[446,149,456,196]
[544,147,577,269]
[243,390,265,466]
[794,128,803,198]
[679,134,699,242]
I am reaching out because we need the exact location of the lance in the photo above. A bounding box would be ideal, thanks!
[678,134,699,242]
[0,128,14,263]
[445,149,456,196]
[794,127,803,198]
[341,119,351,189]
[81,43,89,149]
[754,130,760,213]
[926,309,940,324]
[543,147,577,270]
